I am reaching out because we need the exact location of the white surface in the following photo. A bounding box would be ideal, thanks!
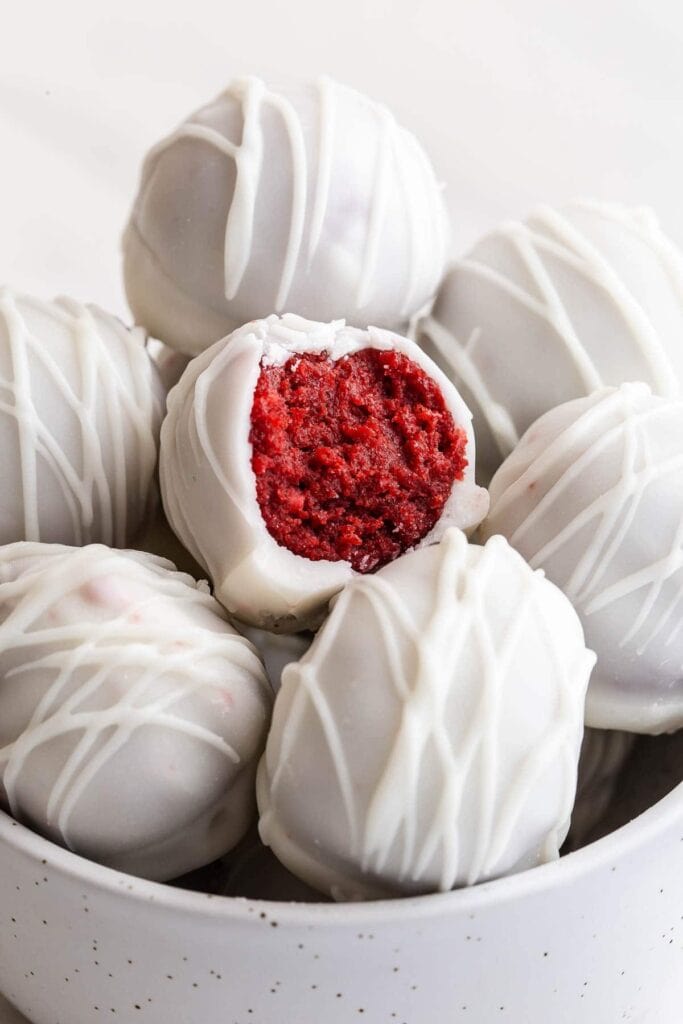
[2,1,683,322]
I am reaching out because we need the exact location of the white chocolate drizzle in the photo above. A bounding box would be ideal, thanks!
[422,319,519,457]
[423,202,683,463]
[307,75,335,266]
[0,545,270,850]
[261,531,591,892]
[0,289,161,546]
[141,76,448,318]
[490,385,683,657]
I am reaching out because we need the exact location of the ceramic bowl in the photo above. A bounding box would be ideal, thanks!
[0,778,681,1024]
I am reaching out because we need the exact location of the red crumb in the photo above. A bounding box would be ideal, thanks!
[249,348,467,572]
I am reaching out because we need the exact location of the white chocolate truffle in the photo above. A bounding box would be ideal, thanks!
[0,288,163,546]
[257,529,594,900]
[565,729,635,850]
[124,76,450,356]
[160,314,488,632]
[482,383,683,734]
[0,543,271,881]
[420,201,683,482]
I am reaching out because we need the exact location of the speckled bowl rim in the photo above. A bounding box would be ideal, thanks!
[1,779,681,926]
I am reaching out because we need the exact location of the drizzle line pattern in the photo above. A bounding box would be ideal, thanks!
[0,289,161,547]
[0,546,270,848]
[488,385,683,659]
[424,202,682,463]
[264,530,590,892]
[141,76,448,317]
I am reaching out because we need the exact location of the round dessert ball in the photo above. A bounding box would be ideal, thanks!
[481,382,683,735]
[419,201,683,482]
[565,729,635,851]
[0,543,272,881]
[0,287,163,546]
[123,75,450,356]
[257,529,595,899]
[160,314,488,632]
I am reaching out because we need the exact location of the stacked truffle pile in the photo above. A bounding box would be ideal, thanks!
[0,75,681,902]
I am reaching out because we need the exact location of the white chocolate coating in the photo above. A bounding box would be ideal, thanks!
[420,201,683,482]
[124,76,450,356]
[565,728,635,850]
[482,383,683,734]
[0,288,163,546]
[257,530,594,900]
[160,314,488,632]
[0,544,272,881]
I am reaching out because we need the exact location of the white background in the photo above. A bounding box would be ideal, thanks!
[0,1,682,1019]
[1,0,683,323]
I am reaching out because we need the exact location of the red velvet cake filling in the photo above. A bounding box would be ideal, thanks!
[249,348,468,573]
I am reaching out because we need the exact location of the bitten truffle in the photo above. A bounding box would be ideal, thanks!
[257,529,594,899]
[482,382,683,734]
[160,315,488,631]
[124,76,450,356]
[420,201,683,482]
[0,544,272,881]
